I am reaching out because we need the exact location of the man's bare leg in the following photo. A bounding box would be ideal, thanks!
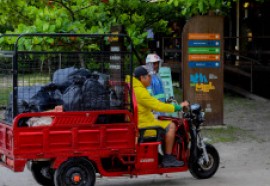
[165,122,176,154]
[162,122,184,167]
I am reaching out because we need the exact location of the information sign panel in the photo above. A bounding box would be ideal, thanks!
[188,47,220,54]
[188,62,220,68]
[188,54,220,61]
[188,40,220,47]
[188,33,220,40]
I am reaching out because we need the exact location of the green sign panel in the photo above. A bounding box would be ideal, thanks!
[188,47,220,54]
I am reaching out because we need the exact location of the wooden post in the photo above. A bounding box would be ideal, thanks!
[109,25,125,82]
[182,16,224,126]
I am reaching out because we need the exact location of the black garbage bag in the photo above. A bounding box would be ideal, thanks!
[92,71,110,88]
[82,77,110,110]
[53,67,91,92]
[62,73,110,112]
[4,86,42,124]
[62,75,85,111]
[28,83,63,112]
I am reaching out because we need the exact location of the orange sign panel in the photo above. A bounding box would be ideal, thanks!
[188,33,220,40]
[189,54,220,61]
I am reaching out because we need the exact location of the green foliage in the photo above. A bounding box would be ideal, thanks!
[169,0,232,17]
[0,0,244,54]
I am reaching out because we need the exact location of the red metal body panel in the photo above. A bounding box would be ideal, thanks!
[136,142,160,170]
[0,109,137,172]
[0,86,191,177]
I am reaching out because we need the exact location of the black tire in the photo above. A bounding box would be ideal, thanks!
[54,158,96,186]
[189,143,220,179]
[30,161,55,186]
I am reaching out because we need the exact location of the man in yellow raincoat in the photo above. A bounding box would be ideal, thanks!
[128,66,189,167]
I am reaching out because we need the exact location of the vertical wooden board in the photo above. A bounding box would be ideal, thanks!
[182,16,224,125]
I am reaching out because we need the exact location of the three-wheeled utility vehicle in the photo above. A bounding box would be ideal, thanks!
[0,34,219,186]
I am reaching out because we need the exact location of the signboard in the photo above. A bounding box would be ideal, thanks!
[188,40,220,47]
[188,62,220,68]
[182,16,224,126]
[110,26,124,81]
[188,54,220,61]
[188,47,220,54]
[188,33,221,40]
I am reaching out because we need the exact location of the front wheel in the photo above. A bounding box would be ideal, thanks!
[54,158,96,186]
[189,143,220,179]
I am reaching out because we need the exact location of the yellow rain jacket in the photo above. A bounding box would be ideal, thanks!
[126,76,175,135]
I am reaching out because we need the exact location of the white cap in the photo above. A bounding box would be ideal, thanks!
[145,54,161,63]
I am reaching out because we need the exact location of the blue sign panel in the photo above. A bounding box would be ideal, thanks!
[189,61,220,68]
[188,40,220,47]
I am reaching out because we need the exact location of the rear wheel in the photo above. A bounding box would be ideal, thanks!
[189,143,220,179]
[30,161,55,186]
[54,158,96,186]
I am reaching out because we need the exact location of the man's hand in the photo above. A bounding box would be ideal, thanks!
[180,100,189,108]
[173,101,189,112]
[173,103,181,112]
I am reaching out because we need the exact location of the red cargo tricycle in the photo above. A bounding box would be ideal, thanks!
[0,34,219,186]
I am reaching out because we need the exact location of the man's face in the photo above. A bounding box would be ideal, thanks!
[140,74,152,87]
[153,61,159,73]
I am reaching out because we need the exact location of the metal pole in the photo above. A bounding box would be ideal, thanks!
[162,37,164,62]
[250,60,253,93]
[236,1,240,64]
[59,53,62,69]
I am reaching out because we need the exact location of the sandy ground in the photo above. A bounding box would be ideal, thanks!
[0,94,270,186]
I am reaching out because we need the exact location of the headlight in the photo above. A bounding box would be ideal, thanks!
[198,112,205,123]
[191,103,201,114]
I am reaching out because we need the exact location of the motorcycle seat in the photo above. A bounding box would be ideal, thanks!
[138,126,165,143]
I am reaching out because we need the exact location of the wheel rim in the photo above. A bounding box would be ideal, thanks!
[40,166,53,179]
[64,167,90,185]
[199,153,214,171]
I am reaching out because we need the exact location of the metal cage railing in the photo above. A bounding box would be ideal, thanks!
[0,33,134,124]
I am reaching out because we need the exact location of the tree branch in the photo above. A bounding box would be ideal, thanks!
[74,4,94,14]
[51,0,75,21]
